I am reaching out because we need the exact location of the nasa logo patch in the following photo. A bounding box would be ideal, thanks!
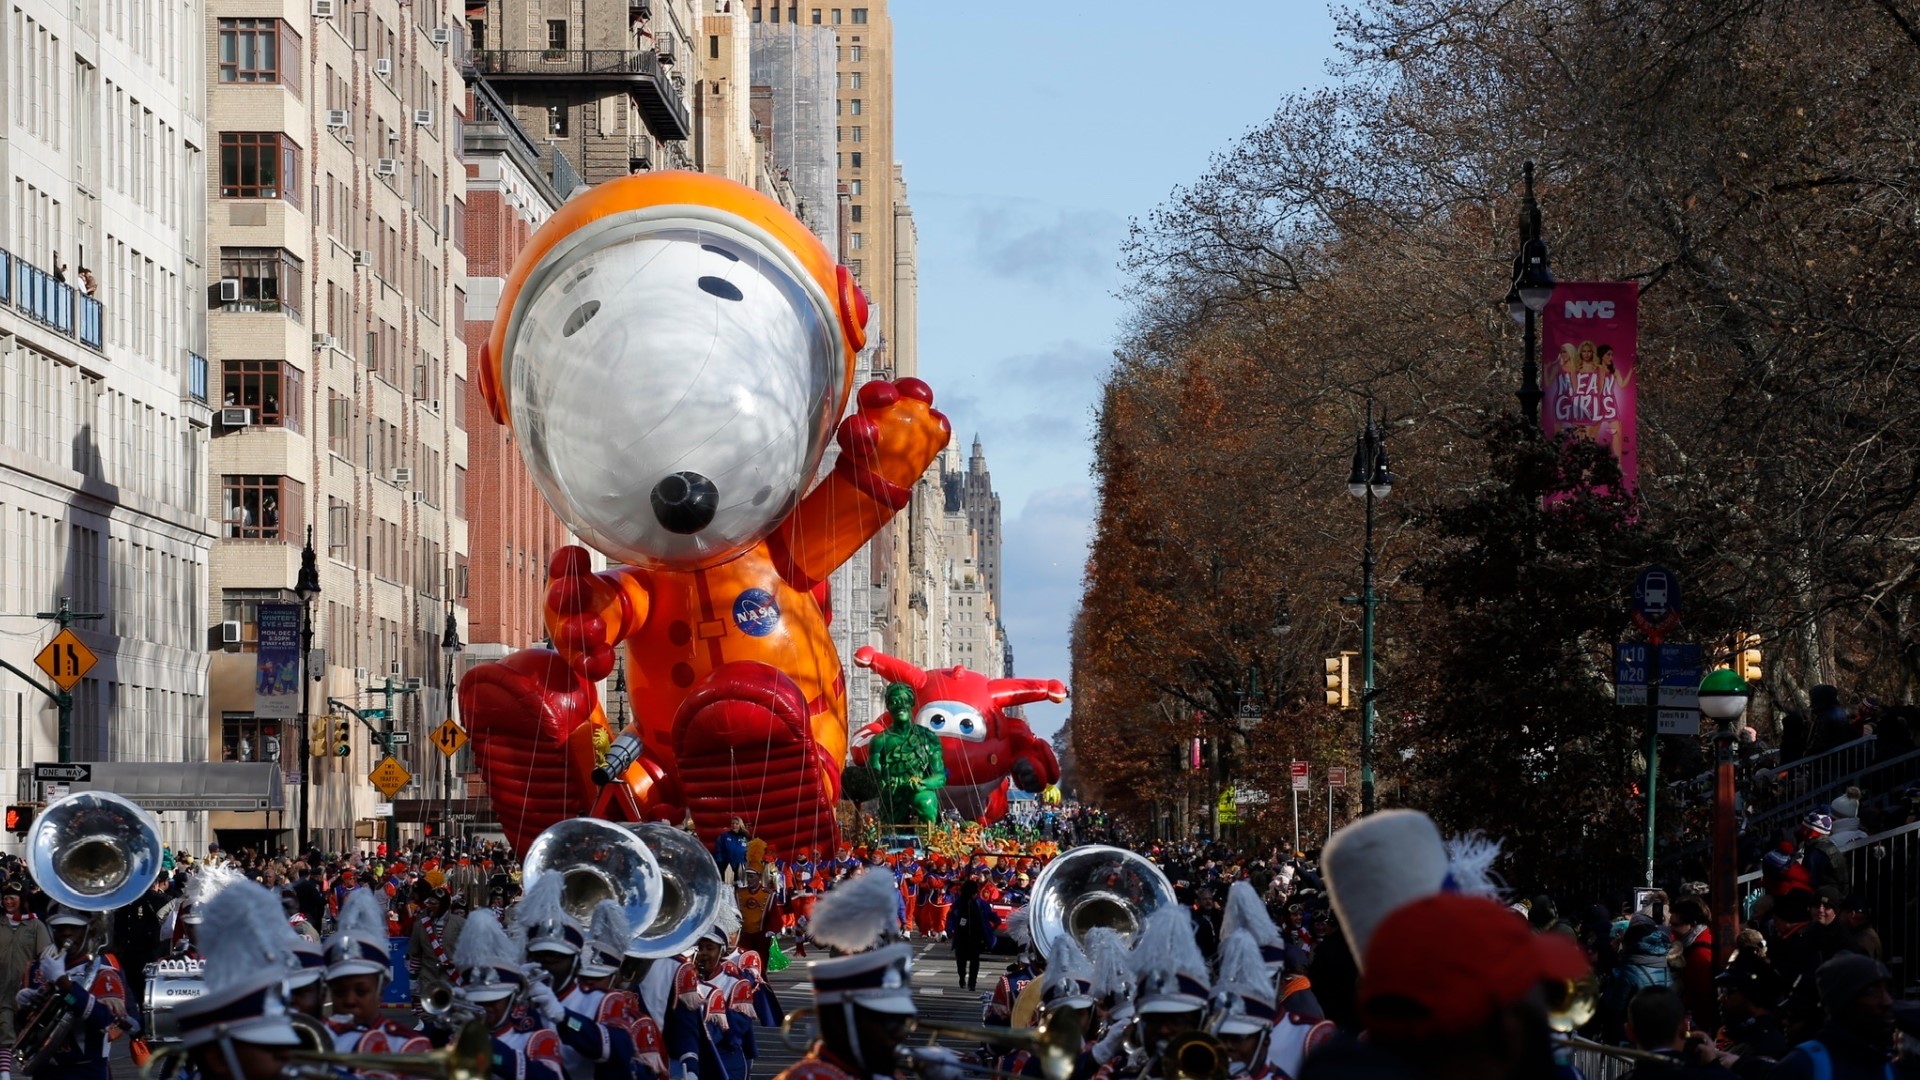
[732,588,781,637]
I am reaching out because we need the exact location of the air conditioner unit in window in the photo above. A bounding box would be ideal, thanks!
[313,333,337,350]
[221,621,243,645]
[312,0,334,16]
[404,676,423,690]
[353,666,369,683]
[218,278,241,302]
[414,109,434,127]
[389,661,402,676]
[428,398,441,413]
[375,58,393,77]
[391,467,413,486]
[220,407,254,427]
[325,109,350,128]
[657,35,675,63]
[429,27,451,45]
[352,250,372,267]
[376,159,399,177]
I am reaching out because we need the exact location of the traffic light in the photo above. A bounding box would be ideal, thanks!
[1325,652,1355,710]
[1739,634,1763,683]
[4,806,30,836]
[310,716,331,757]
[334,718,352,758]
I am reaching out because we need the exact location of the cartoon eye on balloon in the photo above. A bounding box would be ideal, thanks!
[915,701,987,743]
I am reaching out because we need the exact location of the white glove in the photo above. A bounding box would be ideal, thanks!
[1092,1023,1129,1065]
[527,981,565,1024]
[38,949,66,987]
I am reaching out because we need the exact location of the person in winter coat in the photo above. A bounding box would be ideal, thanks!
[1668,898,1717,1033]
[1768,955,1896,1080]
[714,818,750,885]
[1827,789,1871,851]
[1598,914,1675,1043]
[944,879,1000,992]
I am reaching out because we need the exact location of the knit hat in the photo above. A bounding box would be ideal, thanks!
[175,879,306,1048]
[806,869,914,1015]
[1128,906,1209,1015]
[1813,953,1889,1011]
[324,887,391,980]
[454,910,527,1003]
[1829,790,1860,819]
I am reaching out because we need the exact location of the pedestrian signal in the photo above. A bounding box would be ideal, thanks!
[1325,652,1356,710]
[5,806,31,836]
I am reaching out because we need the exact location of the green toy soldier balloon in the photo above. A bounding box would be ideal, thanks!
[868,681,945,824]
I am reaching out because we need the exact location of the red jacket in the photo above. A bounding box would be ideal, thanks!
[1676,926,1717,1033]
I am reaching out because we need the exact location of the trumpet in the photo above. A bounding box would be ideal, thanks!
[423,984,486,1022]
[778,1007,1086,1080]
[1156,1030,1229,1080]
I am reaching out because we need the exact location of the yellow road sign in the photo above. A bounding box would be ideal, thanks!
[34,629,98,692]
[430,720,468,758]
[369,756,412,800]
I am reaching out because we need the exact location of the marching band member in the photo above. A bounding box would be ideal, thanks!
[986,907,1044,1029]
[285,930,328,1022]
[772,869,917,1080]
[667,890,752,1080]
[0,880,49,1080]
[1106,905,1212,1080]
[1083,927,1139,1075]
[1219,881,1330,1079]
[324,885,433,1057]
[170,879,313,1080]
[1214,931,1282,1080]
[281,886,323,945]
[517,879,637,1080]
[452,908,564,1080]
[15,905,132,1080]
[999,935,1096,1080]
[162,863,238,959]
[408,886,466,1012]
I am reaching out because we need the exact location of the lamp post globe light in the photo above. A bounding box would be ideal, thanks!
[295,527,322,856]
[1699,667,1751,968]
[1506,161,1556,426]
[1346,401,1394,815]
[441,607,462,844]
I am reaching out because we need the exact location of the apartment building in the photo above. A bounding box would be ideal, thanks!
[202,0,470,851]
[0,0,218,850]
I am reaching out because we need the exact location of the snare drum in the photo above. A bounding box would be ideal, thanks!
[143,959,206,1043]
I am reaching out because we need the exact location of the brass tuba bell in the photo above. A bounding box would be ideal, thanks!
[1026,845,1176,960]
[521,817,664,935]
[625,822,726,959]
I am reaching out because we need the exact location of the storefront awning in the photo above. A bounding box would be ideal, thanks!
[65,762,285,812]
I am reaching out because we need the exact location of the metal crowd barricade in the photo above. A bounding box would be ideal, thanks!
[1737,819,1920,993]
[1559,1045,1631,1080]
[1747,743,1920,839]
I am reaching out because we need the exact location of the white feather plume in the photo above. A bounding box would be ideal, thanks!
[185,862,240,910]
[1003,906,1032,948]
[1220,880,1282,948]
[332,886,387,942]
[708,887,743,942]
[1215,930,1273,1005]
[805,868,899,952]
[454,910,522,972]
[587,900,631,955]
[1085,927,1134,1004]
[1443,832,1506,898]
[199,879,303,997]
[510,874,574,942]
[1128,905,1207,984]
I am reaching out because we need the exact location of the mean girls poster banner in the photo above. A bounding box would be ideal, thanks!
[1541,280,1639,493]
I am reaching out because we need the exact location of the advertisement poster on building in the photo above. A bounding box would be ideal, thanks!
[1541,280,1639,492]
[255,602,302,719]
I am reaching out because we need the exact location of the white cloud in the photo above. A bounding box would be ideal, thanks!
[996,484,1094,741]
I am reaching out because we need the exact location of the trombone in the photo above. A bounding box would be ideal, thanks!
[778,1006,1086,1080]
[139,1015,494,1080]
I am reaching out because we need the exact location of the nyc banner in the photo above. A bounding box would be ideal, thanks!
[255,602,302,718]
[1541,281,1639,492]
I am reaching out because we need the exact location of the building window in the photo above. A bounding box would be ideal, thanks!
[851,203,862,221]
[222,475,305,540]
[546,19,567,50]
[328,391,352,459]
[222,713,286,761]
[849,99,861,115]
[811,7,820,22]
[454,465,468,518]
[851,7,866,23]
[850,152,862,170]
[219,132,300,203]
[850,232,863,250]
[469,19,484,49]
[850,45,862,61]
[769,3,778,22]
[850,71,861,88]
[752,4,761,22]
[832,8,841,23]
[548,104,568,136]
[709,34,719,58]
[218,19,297,85]
[220,359,303,431]
[836,126,843,142]
[218,247,305,318]
[850,179,862,195]
[851,126,862,143]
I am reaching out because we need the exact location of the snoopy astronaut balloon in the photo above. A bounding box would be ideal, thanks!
[458,172,950,859]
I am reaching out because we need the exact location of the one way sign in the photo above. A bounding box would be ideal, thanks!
[32,763,91,783]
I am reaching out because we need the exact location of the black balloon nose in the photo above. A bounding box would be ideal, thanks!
[651,471,719,534]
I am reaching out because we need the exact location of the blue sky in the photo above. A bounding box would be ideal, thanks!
[891,3,1341,740]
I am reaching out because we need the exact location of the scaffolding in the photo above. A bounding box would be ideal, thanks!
[748,23,838,255]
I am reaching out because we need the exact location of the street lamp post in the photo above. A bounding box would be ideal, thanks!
[1346,401,1394,815]
[295,527,322,857]
[1505,161,1556,426]
[440,608,462,845]
[1699,668,1751,970]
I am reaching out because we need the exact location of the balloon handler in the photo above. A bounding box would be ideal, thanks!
[457,171,952,860]
[869,683,946,825]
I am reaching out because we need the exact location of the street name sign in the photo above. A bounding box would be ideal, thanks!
[1615,643,1703,707]
[34,630,98,692]
[1657,709,1702,736]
